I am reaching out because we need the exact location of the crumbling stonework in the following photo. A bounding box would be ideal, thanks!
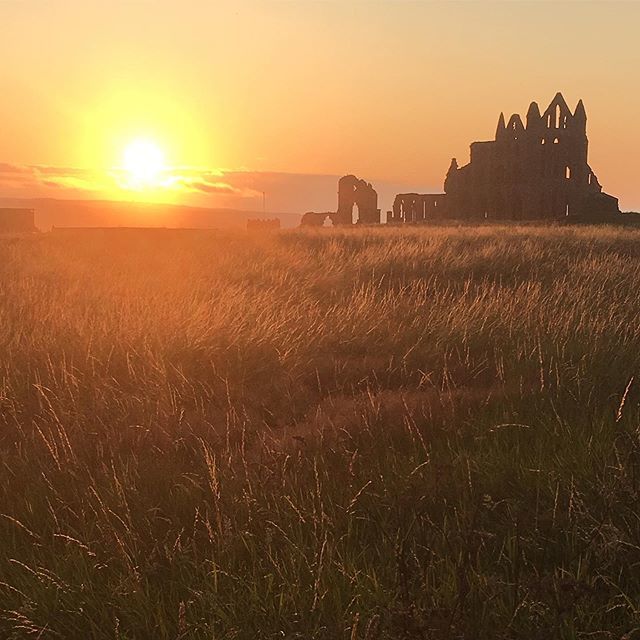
[301,175,380,227]
[300,212,334,227]
[389,193,448,224]
[334,175,380,225]
[389,93,620,222]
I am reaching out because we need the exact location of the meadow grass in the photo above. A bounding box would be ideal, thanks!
[1,224,640,639]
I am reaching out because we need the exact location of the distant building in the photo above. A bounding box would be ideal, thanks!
[0,208,37,233]
[389,93,620,222]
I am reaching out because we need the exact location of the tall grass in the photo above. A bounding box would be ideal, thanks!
[1,225,640,638]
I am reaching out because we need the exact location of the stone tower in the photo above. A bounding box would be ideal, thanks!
[391,93,619,222]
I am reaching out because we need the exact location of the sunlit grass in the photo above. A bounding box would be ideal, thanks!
[1,224,640,638]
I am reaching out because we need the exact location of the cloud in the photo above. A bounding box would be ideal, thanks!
[40,177,98,190]
[0,161,341,211]
[171,173,259,197]
[0,160,430,213]
[139,167,257,196]
[34,165,93,178]
[188,180,241,194]
[0,162,31,175]
[125,169,262,198]
[0,163,105,195]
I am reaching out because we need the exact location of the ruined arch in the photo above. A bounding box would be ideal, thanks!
[335,175,380,225]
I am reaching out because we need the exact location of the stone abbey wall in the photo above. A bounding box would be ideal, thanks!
[301,94,620,226]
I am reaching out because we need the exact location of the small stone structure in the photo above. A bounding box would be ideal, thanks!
[389,193,448,224]
[300,212,334,227]
[388,93,620,222]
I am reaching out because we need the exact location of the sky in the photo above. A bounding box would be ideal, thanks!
[1,0,639,213]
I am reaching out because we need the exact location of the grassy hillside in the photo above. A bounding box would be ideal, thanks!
[1,225,640,639]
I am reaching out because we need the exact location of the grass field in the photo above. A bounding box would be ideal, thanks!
[1,225,640,639]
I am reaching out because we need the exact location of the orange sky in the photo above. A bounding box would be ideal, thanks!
[1,0,639,212]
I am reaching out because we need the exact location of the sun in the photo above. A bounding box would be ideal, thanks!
[122,139,166,189]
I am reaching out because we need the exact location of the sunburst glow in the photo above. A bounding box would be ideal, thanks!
[122,139,166,189]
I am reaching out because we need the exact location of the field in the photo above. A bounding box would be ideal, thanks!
[1,225,640,639]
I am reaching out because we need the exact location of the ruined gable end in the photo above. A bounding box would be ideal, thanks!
[391,93,620,223]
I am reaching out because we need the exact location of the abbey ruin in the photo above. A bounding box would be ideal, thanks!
[302,175,380,226]
[304,93,620,225]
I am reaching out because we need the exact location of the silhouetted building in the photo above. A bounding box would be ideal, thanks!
[334,175,380,224]
[0,208,37,233]
[300,212,334,227]
[301,175,380,226]
[389,93,620,222]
